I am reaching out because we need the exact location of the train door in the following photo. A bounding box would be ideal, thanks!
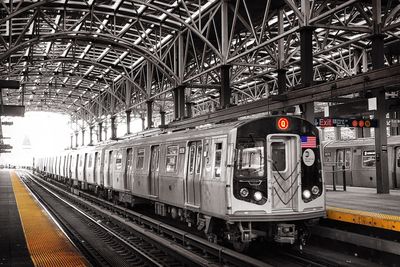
[395,147,400,188]
[149,146,160,196]
[125,148,133,191]
[267,135,300,211]
[186,141,202,206]
[336,149,352,186]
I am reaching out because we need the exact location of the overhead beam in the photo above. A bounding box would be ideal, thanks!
[0,80,19,89]
[169,64,400,128]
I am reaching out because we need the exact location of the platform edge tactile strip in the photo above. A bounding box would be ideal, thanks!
[327,206,400,232]
[10,171,89,267]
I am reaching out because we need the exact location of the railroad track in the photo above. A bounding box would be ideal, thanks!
[19,170,271,267]
[21,170,380,267]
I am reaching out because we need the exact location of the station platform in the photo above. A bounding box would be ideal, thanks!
[326,186,400,232]
[0,170,88,266]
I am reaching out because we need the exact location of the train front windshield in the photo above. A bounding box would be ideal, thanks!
[235,140,265,178]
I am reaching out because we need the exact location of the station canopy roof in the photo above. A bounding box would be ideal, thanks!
[0,0,399,125]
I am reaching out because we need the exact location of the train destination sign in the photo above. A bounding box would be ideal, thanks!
[314,118,378,128]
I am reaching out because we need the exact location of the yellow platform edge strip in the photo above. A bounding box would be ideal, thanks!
[327,206,400,232]
[10,171,88,267]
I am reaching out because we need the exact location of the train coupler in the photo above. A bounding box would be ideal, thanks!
[274,223,297,244]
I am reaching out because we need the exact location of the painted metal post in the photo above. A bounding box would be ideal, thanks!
[81,129,85,146]
[146,100,153,129]
[110,116,117,140]
[220,65,231,109]
[160,110,166,128]
[372,0,389,194]
[126,110,131,135]
[98,122,103,142]
[89,126,94,145]
[300,25,315,122]
[342,165,347,191]
[75,131,78,148]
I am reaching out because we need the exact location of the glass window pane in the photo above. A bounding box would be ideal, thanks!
[271,142,286,171]
[235,140,264,178]
[189,146,195,173]
[166,146,178,172]
[196,146,202,174]
[214,143,222,178]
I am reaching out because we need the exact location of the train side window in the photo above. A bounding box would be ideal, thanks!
[115,151,122,170]
[362,151,376,167]
[166,146,178,172]
[136,149,145,169]
[214,143,223,178]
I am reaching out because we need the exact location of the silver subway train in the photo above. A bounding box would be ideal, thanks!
[323,135,400,189]
[36,116,326,250]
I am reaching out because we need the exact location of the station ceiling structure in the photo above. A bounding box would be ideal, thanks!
[1,0,400,128]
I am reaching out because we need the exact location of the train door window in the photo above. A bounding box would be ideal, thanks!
[362,151,376,167]
[136,149,145,169]
[94,152,99,182]
[196,145,202,174]
[166,146,178,172]
[79,154,83,167]
[189,145,196,173]
[115,151,122,170]
[214,143,223,178]
[345,149,352,168]
[271,142,286,171]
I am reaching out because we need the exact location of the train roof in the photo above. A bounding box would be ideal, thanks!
[323,135,400,148]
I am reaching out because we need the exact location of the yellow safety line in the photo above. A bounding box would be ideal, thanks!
[327,206,400,232]
[10,171,88,267]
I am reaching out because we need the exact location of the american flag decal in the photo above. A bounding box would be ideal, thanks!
[301,136,317,148]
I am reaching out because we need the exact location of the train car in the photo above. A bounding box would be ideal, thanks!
[36,115,325,250]
[323,135,400,189]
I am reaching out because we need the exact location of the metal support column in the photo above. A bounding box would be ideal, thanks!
[220,65,231,109]
[98,122,103,142]
[146,100,153,129]
[277,69,287,95]
[372,0,389,193]
[126,110,131,135]
[186,102,192,118]
[81,129,85,146]
[89,126,94,145]
[300,26,315,122]
[110,116,117,140]
[75,131,78,147]
[173,85,185,120]
[159,110,166,128]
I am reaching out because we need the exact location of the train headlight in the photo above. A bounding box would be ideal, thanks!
[240,188,249,198]
[302,190,311,199]
[253,191,263,201]
[311,186,320,195]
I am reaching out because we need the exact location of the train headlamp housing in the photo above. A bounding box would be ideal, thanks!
[311,186,320,195]
[240,188,249,198]
[302,190,311,199]
[253,191,263,201]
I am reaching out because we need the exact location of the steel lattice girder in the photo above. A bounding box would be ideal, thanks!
[0,0,399,125]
